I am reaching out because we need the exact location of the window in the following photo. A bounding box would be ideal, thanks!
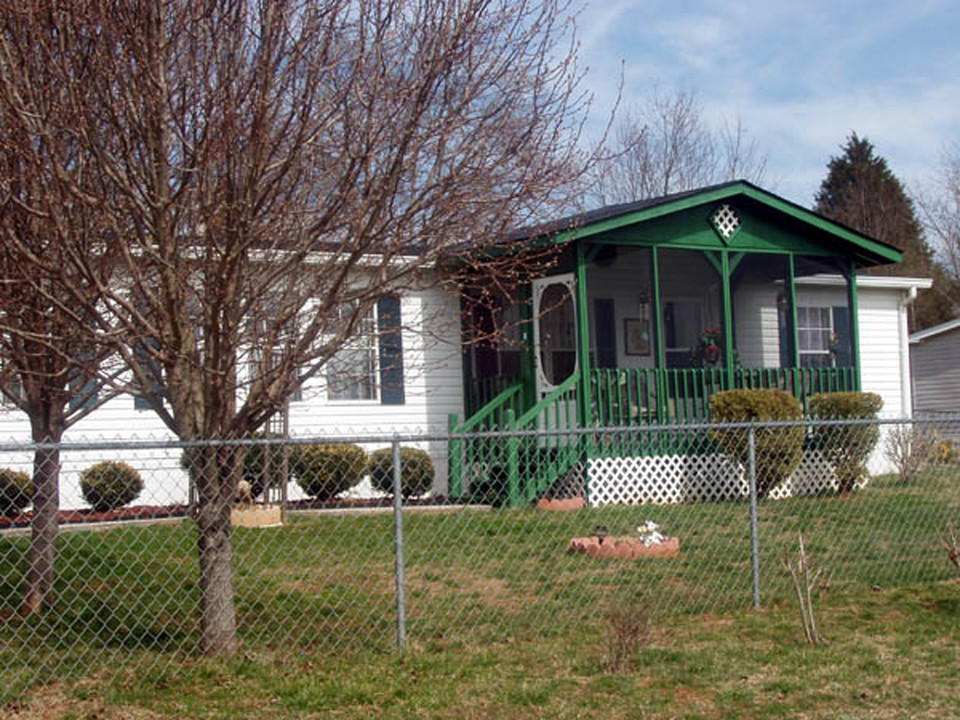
[797,306,833,367]
[326,305,379,401]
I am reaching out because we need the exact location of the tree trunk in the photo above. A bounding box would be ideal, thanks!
[195,446,239,655]
[21,440,61,615]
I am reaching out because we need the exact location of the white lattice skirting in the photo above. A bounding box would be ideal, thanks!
[586,451,844,506]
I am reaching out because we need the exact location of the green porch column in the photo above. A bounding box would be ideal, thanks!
[721,250,734,387]
[575,242,593,427]
[846,257,862,390]
[787,254,800,369]
[651,247,665,369]
[519,282,536,410]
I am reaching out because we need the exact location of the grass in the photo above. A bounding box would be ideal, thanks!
[0,467,958,717]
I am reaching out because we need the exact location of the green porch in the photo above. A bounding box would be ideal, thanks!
[448,182,902,506]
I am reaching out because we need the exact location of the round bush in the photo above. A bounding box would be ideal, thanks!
[0,468,32,517]
[369,447,435,498]
[710,388,805,499]
[79,461,144,512]
[290,443,367,500]
[808,391,883,493]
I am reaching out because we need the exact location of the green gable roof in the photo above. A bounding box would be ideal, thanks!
[508,180,902,268]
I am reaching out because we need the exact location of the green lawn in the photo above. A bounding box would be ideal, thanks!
[0,467,958,717]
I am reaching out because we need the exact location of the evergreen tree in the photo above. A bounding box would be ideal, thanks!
[815,133,957,330]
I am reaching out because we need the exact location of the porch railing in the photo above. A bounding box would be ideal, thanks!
[590,366,858,427]
[465,374,523,417]
[734,366,858,414]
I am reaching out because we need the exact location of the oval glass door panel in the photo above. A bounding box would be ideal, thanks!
[538,282,576,386]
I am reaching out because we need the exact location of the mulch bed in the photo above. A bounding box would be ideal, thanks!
[0,504,190,530]
[0,495,460,530]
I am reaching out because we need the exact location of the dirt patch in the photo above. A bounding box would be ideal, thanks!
[8,682,164,720]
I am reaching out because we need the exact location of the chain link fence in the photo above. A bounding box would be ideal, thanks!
[1,417,959,698]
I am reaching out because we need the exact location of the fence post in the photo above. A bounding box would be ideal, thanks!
[748,425,761,609]
[391,436,407,651]
[448,413,462,500]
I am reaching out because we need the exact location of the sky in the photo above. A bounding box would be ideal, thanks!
[576,0,960,207]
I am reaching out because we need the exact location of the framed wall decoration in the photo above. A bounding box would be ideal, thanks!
[624,318,651,356]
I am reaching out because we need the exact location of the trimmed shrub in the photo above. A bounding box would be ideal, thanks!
[808,391,883,493]
[710,388,805,499]
[290,443,367,500]
[79,461,144,512]
[369,447,435,498]
[0,469,32,517]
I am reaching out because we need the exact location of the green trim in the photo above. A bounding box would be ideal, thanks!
[703,250,722,275]
[458,294,473,414]
[448,413,462,499]
[846,258,862,390]
[545,182,901,266]
[652,247,666,422]
[721,250,734,387]
[787,254,800,369]
[519,283,536,410]
[455,383,523,434]
[575,243,593,428]
[514,370,580,428]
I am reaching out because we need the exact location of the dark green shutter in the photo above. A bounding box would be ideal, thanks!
[378,296,405,405]
[832,306,852,366]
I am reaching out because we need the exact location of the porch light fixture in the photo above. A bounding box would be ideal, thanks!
[638,292,650,324]
[710,204,741,241]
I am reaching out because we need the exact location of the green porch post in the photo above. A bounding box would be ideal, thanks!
[787,254,800,369]
[448,412,462,499]
[787,254,801,404]
[721,250,734,388]
[846,257,862,390]
[458,293,474,415]
[519,282,536,410]
[651,247,666,422]
[575,242,593,427]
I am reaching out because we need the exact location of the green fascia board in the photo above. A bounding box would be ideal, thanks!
[545,181,902,267]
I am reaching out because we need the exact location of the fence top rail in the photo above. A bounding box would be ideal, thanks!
[2,415,959,452]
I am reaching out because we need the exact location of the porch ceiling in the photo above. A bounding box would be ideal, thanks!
[507,181,902,269]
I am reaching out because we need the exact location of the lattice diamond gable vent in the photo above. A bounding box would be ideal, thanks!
[710,203,741,241]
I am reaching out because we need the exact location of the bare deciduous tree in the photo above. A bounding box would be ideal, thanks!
[0,14,119,614]
[591,89,767,206]
[919,144,960,283]
[0,0,599,654]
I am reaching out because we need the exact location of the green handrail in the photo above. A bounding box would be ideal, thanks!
[455,382,523,434]
[513,371,580,429]
[449,381,525,501]
[507,370,581,506]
